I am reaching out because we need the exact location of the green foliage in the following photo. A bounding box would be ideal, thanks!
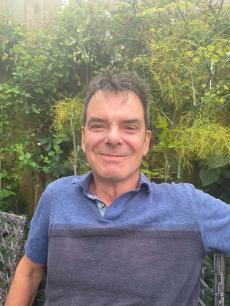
[0,0,229,214]
[53,96,88,175]
[175,118,230,168]
[144,1,230,189]
[53,97,83,130]
[0,16,25,74]
[0,166,18,212]
[200,166,230,203]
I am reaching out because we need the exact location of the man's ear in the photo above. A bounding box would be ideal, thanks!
[143,130,152,156]
[81,126,86,153]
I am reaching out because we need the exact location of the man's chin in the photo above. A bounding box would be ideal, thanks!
[93,171,127,183]
[92,168,140,185]
[100,174,124,182]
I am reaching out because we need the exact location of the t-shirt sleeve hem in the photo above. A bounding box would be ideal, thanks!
[25,245,47,265]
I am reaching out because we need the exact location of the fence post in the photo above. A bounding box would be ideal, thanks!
[214,252,225,306]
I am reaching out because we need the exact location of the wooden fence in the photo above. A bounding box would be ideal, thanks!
[0,0,65,29]
[1,1,229,30]
[0,0,116,29]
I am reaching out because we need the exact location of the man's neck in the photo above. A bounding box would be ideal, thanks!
[89,173,140,206]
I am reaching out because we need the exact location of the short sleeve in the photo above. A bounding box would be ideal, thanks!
[25,186,53,264]
[191,187,230,253]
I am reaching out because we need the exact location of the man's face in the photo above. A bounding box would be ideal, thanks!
[82,90,151,184]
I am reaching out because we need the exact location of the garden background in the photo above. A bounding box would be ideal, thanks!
[0,0,230,303]
[0,0,229,217]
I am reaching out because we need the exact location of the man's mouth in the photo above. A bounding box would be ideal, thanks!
[99,153,127,157]
[98,153,128,161]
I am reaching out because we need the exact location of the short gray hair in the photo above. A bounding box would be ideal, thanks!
[84,72,150,128]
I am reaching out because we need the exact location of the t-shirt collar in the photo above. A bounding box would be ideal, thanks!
[72,171,151,194]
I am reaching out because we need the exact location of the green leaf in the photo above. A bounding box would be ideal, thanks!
[207,155,230,169]
[200,168,220,187]
[25,152,32,159]
[42,166,50,173]
[19,155,25,161]
[0,189,16,199]
[222,169,230,179]
[30,161,38,169]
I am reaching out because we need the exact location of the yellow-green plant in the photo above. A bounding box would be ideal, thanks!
[175,117,230,169]
[144,0,230,183]
[53,97,83,175]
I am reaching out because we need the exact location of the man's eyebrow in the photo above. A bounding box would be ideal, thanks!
[86,118,142,125]
[86,117,106,125]
[121,119,141,124]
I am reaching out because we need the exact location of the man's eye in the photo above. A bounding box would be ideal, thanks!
[125,125,137,130]
[90,124,104,129]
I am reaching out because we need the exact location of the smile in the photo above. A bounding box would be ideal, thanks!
[99,154,128,157]
[98,154,128,161]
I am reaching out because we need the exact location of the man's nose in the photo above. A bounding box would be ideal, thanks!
[105,127,123,145]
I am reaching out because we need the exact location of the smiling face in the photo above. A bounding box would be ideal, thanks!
[82,90,151,185]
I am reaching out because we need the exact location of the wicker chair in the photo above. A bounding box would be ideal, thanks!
[0,210,227,306]
[199,252,225,306]
[0,211,28,305]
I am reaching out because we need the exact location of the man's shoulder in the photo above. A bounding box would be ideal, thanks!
[149,180,207,206]
[45,174,87,193]
[140,173,199,199]
[149,180,227,207]
[150,180,196,194]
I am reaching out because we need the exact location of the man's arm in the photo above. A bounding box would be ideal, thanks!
[190,185,230,253]
[5,255,45,306]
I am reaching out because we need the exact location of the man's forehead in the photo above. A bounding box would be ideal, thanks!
[87,117,142,124]
[85,89,145,126]
[91,89,139,102]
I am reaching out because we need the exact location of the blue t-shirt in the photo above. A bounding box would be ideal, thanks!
[25,172,230,306]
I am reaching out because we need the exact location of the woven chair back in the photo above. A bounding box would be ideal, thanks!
[0,211,28,305]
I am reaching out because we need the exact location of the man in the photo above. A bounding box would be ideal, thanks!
[5,72,230,306]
